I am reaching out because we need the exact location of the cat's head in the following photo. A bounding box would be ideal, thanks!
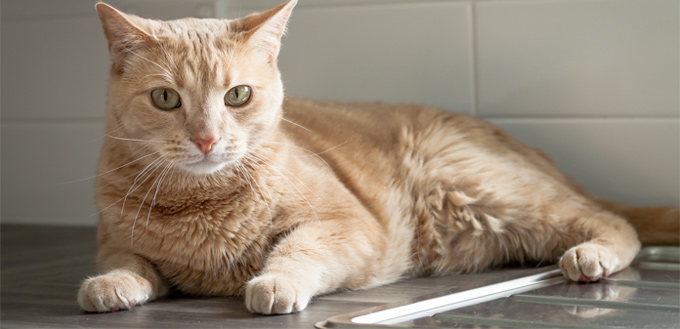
[96,0,296,175]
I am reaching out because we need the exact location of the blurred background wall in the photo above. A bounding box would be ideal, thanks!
[1,0,678,225]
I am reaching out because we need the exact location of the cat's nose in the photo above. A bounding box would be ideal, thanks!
[192,135,221,154]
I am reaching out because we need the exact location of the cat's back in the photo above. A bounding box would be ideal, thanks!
[281,98,586,275]
[281,98,451,192]
[281,98,456,152]
[282,98,566,181]
[282,98,416,145]
[281,98,509,159]
[280,98,480,223]
[280,98,573,227]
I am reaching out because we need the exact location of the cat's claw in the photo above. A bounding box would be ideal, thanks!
[78,271,149,313]
[245,274,312,314]
[559,244,618,282]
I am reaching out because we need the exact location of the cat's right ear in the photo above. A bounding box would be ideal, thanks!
[95,2,152,70]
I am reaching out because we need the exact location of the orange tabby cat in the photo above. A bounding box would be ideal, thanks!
[79,0,679,314]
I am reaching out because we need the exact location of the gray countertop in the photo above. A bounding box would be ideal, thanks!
[1,224,561,329]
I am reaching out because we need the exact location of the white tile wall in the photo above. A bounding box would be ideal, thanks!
[475,0,679,118]
[1,122,105,224]
[491,119,679,207]
[3,18,110,120]
[277,3,474,113]
[2,0,678,225]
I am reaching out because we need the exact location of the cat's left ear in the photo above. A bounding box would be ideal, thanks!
[240,0,297,61]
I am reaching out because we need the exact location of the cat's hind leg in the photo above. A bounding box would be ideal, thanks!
[402,111,642,281]
[558,209,640,282]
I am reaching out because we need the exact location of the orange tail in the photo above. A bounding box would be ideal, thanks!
[594,198,679,245]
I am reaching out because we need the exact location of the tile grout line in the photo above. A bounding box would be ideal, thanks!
[224,0,489,14]
[483,117,680,123]
[2,116,678,124]
[0,118,106,124]
[468,0,479,117]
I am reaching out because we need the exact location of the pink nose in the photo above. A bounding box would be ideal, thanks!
[192,135,221,154]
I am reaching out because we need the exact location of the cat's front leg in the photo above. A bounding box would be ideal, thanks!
[78,251,169,312]
[245,220,383,314]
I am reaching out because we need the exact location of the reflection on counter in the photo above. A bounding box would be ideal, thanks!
[317,247,680,329]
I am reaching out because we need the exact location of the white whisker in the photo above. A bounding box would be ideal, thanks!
[106,135,168,143]
[263,140,348,170]
[140,73,174,84]
[238,160,273,228]
[278,116,313,132]
[86,124,126,143]
[146,161,175,229]
[60,151,160,185]
[246,152,319,222]
[125,49,173,77]
[122,154,167,218]
[153,36,180,73]
[250,151,319,198]
[129,155,168,249]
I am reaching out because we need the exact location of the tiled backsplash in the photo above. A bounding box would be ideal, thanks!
[2,0,678,225]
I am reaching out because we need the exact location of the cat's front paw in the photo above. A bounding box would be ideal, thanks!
[245,273,312,314]
[78,270,150,312]
[559,243,619,282]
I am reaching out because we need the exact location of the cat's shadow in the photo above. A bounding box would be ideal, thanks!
[159,293,258,319]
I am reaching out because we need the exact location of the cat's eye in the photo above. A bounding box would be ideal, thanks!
[225,85,251,107]
[151,88,181,110]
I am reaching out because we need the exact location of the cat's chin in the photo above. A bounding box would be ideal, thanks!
[181,159,230,176]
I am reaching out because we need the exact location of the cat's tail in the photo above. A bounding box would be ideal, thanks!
[593,198,679,245]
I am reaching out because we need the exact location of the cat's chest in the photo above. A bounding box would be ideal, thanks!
[133,215,271,295]
[110,191,275,295]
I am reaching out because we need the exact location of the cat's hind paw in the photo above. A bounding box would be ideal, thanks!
[78,270,149,313]
[559,244,618,282]
[245,273,312,314]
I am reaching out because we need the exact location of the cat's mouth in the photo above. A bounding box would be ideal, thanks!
[180,149,247,175]
[168,142,249,176]
[182,157,230,175]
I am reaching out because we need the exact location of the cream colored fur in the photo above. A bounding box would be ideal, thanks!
[79,0,679,315]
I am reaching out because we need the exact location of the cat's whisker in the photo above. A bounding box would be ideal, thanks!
[262,140,349,171]
[88,148,154,218]
[107,151,168,186]
[237,160,273,229]
[153,36,180,73]
[277,116,313,133]
[108,124,125,134]
[146,161,175,229]
[106,135,169,144]
[60,151,161,185]
[249,151,319,199]
[122,154,168,218]
[226,32,241,71]
[246,152,319,222]
[234,161,256,205]
[140,73,174,84]
[129,154,169,249]
[242,155,302,223]
[132,155,165,184]
[265,141,348,157]
[125,48,173,78]
[306,142,348,156]
[246,153,298,194]
[86,124,126,143]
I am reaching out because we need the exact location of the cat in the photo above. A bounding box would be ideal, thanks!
[78,0,679,315]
